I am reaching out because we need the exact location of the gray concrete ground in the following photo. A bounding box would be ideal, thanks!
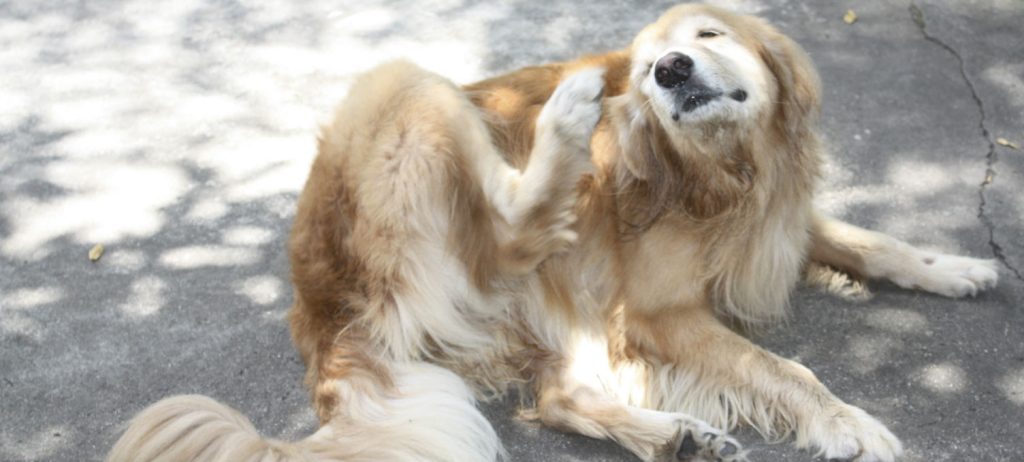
[1,0,1022,460]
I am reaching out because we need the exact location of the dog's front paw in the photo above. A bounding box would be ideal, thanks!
[804,403,902,462]
[657,417,746,462]
[894,252,998,298]
[537,67,605,148]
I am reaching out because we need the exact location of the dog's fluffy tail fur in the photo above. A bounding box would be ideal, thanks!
[108,362,503,461]
[107,394,325,462]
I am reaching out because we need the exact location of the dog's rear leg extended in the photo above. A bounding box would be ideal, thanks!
[531,369,745,462]
[632,308,902,462]
[810,212,998,297]
[475,68,606,274]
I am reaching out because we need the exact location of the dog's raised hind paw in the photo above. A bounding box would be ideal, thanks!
[537,67,606,148]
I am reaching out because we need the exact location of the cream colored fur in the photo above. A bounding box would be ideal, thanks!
[110,4,998,462]
[108,363,502,462]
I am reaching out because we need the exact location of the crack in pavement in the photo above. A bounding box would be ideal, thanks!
[908,2,1024,282]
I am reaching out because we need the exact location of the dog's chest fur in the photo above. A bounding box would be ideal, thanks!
[606,189,811,323]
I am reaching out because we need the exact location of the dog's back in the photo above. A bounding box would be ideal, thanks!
[110,62,513,462]
[109,52,615,460]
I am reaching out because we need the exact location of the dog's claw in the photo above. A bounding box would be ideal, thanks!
[660,418,746,462]
[676,432,700,460]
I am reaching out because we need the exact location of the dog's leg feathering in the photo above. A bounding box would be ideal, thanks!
[530,370,746,462]
[634,309,902,462]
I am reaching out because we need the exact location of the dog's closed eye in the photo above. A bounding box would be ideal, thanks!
[697,30,722,39]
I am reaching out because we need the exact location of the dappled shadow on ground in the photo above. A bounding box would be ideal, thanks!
[1,1,1022,461]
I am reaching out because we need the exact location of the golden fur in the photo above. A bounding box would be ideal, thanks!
[110,4,998,462]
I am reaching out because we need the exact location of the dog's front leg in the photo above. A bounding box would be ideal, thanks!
[530,366,746,462]
[629,307,903,461]
[809,212,998,297]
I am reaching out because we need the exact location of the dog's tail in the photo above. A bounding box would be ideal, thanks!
[106,394,335,462]
[108,362,503,461]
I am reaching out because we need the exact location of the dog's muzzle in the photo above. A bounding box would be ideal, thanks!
[655,52,749,119]
[656,52,725,118]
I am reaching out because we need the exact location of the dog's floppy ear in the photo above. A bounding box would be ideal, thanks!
[752,19,821,138]
[612,97,656,182]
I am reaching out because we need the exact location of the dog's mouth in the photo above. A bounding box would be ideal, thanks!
[669,82,747,121]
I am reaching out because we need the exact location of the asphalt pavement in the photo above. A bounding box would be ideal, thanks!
[1,1,1022,460]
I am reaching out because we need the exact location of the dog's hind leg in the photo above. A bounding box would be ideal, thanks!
[631,308,903,462]
[470,68,606,274]
[809,211,998,298]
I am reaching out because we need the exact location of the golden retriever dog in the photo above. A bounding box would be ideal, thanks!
[109,4,999,462]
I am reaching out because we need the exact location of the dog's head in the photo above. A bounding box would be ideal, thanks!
[626,4,820,140]
[613,4,821,225]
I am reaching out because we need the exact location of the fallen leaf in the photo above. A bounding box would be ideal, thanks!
[843,9,858,24]
[89,244,104,262]
[996,137,1019,150]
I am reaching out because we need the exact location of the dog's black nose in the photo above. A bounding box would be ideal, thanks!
[654,52,693,88]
